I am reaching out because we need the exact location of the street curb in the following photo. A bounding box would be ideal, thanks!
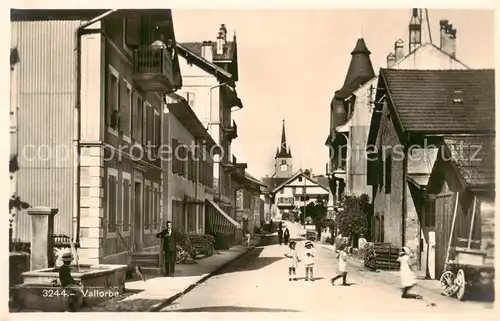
[148,242,260,312]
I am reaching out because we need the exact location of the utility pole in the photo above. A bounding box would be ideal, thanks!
[303,172,306,229]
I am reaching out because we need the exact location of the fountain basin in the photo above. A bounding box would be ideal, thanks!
[14,264,127,311]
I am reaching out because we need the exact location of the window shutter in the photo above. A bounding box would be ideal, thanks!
[124,16,140,47]
[181,145,187,177]
[147,107,153,145]
[385,154,392,194]
[378,149,384,187]
[142,104,147,145]
[123,179,130,231]
[172,139,178,173]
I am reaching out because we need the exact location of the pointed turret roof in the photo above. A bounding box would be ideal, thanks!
[276,120,292,158]
[335,38,375,99]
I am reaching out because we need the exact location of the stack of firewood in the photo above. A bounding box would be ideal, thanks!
[364,242,400,271]
[175,234,215,264]
[176,245,197,264]
[189,234,215,257]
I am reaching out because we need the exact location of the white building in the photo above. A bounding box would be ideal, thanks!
[270,170,330,220]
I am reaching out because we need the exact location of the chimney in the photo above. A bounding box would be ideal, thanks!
[216,31,224,55]
[440,20,457,58]
[394,39,405,61]
[201,41,213,62]
[386,52,396,68]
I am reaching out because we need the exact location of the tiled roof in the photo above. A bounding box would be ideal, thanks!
[381,69,495,133]
[180,41,235,61]
[443,135,495,187]
[314,176,330,190]
[177,43,232,79]
[261,177,288,191]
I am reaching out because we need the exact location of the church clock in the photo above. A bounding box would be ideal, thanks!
[280,164,288,172]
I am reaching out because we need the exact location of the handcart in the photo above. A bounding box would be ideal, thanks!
[439,194,494,301]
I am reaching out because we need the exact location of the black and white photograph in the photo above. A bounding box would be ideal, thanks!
[4,1,497,317]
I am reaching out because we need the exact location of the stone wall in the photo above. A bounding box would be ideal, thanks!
[372,102,421,268]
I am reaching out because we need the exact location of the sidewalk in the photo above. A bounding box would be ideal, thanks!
[316,242,442,294]
[82,236,263,312]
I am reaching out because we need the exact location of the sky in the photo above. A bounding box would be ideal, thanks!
[171,9,495,179]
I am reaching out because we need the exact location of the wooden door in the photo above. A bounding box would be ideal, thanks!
[435,194,454,276]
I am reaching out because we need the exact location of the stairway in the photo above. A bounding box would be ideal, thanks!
[132,252,163,276]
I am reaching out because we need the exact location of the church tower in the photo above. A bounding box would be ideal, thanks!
[274,120,293,178]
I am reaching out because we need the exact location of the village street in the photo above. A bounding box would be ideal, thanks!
[161,223,494,314]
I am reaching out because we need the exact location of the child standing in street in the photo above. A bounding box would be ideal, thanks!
[284,241,300,281]
[398,247,423,299]
[304,241,316,281]
[331,244,349,286]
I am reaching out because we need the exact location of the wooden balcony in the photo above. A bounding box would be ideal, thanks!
[133,45,175,92]
[222,120,238,141]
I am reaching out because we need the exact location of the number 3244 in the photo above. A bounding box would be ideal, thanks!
[42,289,69,297]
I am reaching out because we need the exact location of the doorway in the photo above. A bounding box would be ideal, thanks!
[134,181,143,252]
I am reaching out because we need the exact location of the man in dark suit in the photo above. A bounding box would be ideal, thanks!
[156,221,178,276]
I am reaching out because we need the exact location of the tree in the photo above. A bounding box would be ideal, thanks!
[298,196,327,233]
[335,194,370,240]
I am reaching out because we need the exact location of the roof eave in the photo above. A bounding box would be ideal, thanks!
[177,43,233,80]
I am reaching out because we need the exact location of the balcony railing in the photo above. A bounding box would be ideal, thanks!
[133,45,174,92]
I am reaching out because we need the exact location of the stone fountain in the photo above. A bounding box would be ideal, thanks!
[12,207,127,312]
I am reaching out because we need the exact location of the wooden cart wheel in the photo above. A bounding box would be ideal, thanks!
[440,271,458,296]
[455,269,467,301]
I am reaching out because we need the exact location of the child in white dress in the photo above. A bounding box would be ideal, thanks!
[284,241,300,281]
[398,247,422,299]
[304,241,316,281]
[331,244,349,286]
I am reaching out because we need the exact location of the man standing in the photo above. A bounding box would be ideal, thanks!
[156,221,178,276]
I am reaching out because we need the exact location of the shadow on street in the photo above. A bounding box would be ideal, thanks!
[212,246,284,276]
[164,305,302,312]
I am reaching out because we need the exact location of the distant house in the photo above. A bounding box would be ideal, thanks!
[366,68,495,273]
[268,170,330,220]
[425,135,495,278]
[10,9,182,265]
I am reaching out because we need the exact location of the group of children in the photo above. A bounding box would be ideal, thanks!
[284,240,349,284]
[284,240,316,281]
[284,240,423,299]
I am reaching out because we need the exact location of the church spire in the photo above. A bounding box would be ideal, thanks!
[276,119,292,158]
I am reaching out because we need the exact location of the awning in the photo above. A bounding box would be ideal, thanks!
[183,195,205,205]
[206,199,242,229]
